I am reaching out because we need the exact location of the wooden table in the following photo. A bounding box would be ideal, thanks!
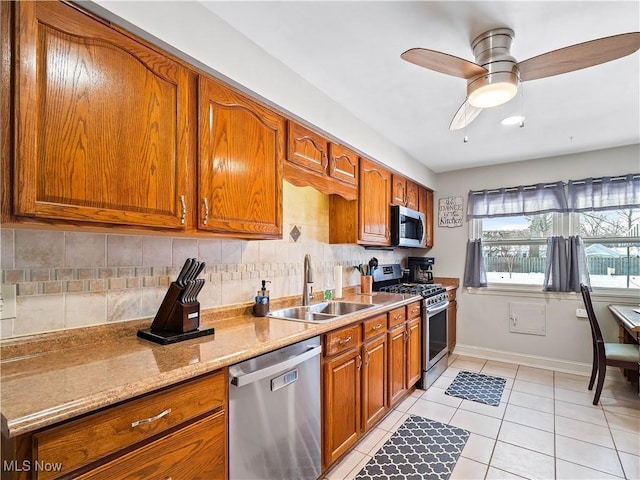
[608,304,640,343]
[608,305,640,389]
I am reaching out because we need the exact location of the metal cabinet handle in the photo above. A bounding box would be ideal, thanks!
[394,314,402,320]
[179,195,186,225]
[339,335,352,345]
[372,323,383,330]
[203,197,209,225]
[357,353,362,369]
[131,408,172,428]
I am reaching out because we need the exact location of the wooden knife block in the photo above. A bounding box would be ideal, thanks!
[150,282,200,333]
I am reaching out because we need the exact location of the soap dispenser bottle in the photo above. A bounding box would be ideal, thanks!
[253,280,271,317]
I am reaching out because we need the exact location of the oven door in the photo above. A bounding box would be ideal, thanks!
[422,301,449,389]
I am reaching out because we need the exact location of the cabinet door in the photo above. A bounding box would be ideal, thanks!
[323,349,361,467]
[328,143,358,187]
[406,180,419,210]
[362,335,388,432]
[287,121,328,175]
[359,158,391,245]
[391,175,407,206]
[420,188,434,248]
[13,2,193,229]
[75,411,226,480]
[198,76,284,238]
[388,324,407,407]
[448,300,457,352]
[406,317,422,387]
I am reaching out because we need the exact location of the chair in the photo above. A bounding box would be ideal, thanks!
[580,283,639,405]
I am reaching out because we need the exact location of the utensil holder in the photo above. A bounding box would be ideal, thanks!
[360,275,373,295]
[137,281,214,345]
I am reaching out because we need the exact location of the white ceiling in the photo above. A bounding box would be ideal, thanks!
[202,1,639,173]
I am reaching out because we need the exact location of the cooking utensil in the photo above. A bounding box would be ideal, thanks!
[192,278,205,301]
[193,261,206,280]
[368,257,378,274]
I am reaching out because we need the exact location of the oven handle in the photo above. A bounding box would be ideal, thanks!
[426,301,449,316]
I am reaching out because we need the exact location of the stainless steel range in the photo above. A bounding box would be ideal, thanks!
[373,264,449,389]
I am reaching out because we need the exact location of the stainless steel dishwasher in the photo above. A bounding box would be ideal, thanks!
[228,335,322,480]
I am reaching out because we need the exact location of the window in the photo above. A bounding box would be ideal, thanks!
[474,209,640,290]
[577,208,640,289]
[478,214,554,285]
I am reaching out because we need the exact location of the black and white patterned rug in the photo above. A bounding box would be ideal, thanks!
[445,370,507,406]
[354,415,470,480]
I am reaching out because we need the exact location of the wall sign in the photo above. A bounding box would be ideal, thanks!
[438,196,464,228]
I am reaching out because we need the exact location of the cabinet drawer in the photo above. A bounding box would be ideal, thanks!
[447,289,457,301]
[33,370,226,479]
[388,306,406,328]
[325,324,361,357]
[407,301,422,319]
[75,410,226,480]
[363,314,387,341]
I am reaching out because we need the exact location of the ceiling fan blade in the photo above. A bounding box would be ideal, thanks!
[518,32,640,82]
[449,99,482,131]
[401,48,488,79]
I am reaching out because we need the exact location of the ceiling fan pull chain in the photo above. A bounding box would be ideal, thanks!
[519,82,525,128]
[463,99,469,143]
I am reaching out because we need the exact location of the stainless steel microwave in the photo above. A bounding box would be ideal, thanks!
[390,205,426,248]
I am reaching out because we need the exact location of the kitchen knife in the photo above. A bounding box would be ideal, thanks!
[180,280,194,303]
[183,259,200,284]
[192,278,205,301]
[176,258,193,287]
[192,261,206,280]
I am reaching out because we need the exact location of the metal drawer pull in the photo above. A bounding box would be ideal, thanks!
[131,408,172,428]
[372,323,383,330]
[394,314,402,320]
[338,335,352,345]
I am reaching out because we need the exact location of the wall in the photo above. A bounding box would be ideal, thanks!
[86,0,437,190]
[0,183,409,338]
[429,144,639,372]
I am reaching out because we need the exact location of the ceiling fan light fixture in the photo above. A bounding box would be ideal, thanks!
[501,115,525,126]
[467,71,519,108]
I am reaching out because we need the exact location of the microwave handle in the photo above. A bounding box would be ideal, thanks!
[418,216,425,244]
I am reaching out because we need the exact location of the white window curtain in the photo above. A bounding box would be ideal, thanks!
[467,181,568,219]
[543,236,590,292]
[463,239,487,288]
[567,174,640,212]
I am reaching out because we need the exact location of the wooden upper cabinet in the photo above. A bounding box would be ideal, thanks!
[287,122,329,176]
[328,143,358,187]
[392,175,418,210]
[359,158,391,245]
[198,76,284,238]
[286,121,358,200]
[12,1,194,229]
[419,187,434,248]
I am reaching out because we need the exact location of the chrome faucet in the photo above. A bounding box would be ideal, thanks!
[302,253,314,306]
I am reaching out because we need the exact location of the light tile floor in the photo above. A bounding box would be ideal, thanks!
[324,354,640,480]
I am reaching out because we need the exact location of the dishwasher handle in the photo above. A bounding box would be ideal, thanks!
[230,344,322,387]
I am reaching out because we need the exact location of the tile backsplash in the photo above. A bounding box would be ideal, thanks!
[0,182,408,338]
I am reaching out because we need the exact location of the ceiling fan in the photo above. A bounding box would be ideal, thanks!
[401,29,640,130]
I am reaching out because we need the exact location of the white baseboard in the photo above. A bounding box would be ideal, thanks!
[452,344,623,380]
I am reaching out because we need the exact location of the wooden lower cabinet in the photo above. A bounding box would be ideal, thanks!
[323,347,362,468]
[388,324,407,407]
[447,289,458,352]
[388,302,422,408]
[2,370,227,480]
[322,306,425,470]
[361,334,388,432]
[407,316,422,387]
[75,410,226,480]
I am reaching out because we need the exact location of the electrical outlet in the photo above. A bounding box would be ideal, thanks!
[576,308,588,318]
[0,284,17,319]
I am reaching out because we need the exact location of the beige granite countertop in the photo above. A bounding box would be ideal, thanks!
[0,291,420,438]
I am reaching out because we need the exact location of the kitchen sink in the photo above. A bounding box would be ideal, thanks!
[268,301,376,323]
